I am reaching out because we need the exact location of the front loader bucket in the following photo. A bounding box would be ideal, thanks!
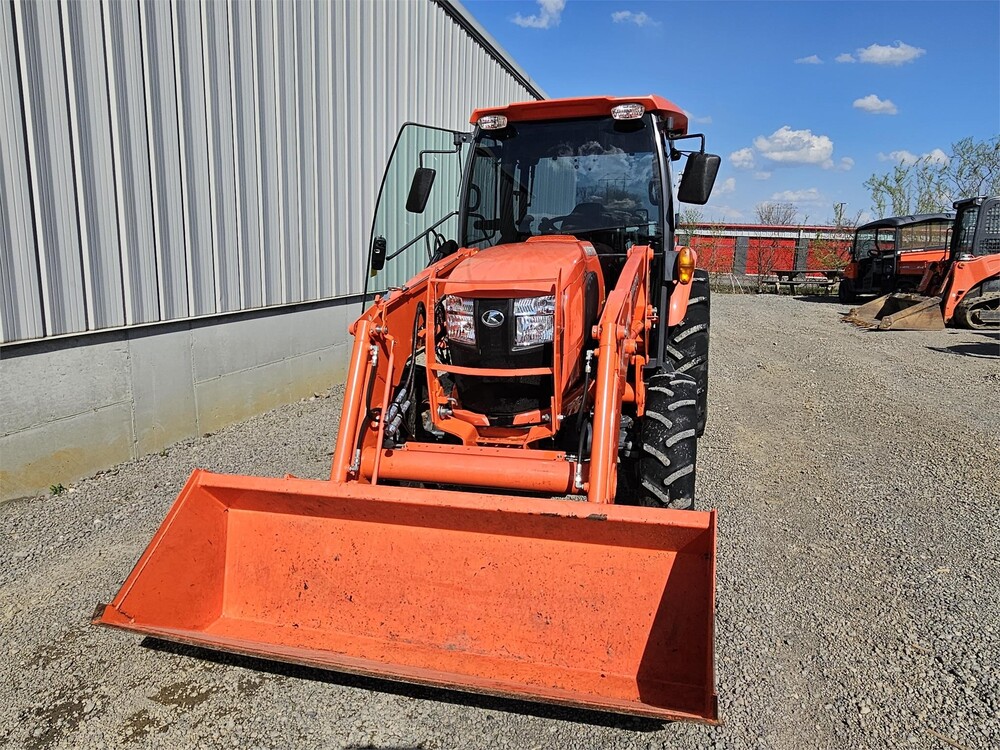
[94,470,718,722]
[844,293,945,330]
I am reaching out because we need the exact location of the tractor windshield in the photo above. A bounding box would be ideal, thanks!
[462,116,664,253]
[852,227,896,259]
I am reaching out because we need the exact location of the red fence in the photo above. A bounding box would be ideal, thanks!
[679,223,852,276]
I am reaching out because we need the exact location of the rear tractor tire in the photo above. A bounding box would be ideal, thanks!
[637,371,698,510]
[665,269,710,437]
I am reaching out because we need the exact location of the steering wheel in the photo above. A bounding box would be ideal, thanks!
[538,215,563,234]
[539,203,612,234]
[424,230,445,261]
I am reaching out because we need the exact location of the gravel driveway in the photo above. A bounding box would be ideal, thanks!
[2,293,998,750]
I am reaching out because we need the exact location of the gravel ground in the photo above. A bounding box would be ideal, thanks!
[2,293,998,750]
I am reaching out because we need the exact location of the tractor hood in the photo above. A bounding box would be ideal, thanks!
[445,236,597,296]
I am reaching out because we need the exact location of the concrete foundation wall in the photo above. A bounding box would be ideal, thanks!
[0,298,359,500]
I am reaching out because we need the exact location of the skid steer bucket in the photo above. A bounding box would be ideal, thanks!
[844,293,945,330]
[94,470,718,722]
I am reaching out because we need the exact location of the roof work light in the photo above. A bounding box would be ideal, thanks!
[611,103,645,120]
[477,115,508,130]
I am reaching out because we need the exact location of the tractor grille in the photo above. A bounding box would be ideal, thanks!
[451,374,552,425]
[449,298,553,423]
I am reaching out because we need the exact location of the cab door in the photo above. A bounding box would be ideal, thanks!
[366,124,470,299]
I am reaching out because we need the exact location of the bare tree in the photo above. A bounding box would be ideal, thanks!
[751,203,798,289]
[865,135,1000,218]
[676,207,704,247]
[755,202,799,225]
[831,202,863,230]
[808,203,858,270]
[678,207,704,226]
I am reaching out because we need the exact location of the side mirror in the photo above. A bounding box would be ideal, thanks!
[370,235,387,272]
[406,168,436,213]
[677,153,721,205]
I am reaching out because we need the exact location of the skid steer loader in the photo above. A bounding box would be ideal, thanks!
[845,196,1000,330]
[94,96,722,722]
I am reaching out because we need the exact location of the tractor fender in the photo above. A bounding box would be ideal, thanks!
[667,275,694,327]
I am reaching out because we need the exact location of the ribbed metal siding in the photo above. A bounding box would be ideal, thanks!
[1,0,541,344]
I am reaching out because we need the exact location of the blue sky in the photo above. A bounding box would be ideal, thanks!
[462,0,1000,224]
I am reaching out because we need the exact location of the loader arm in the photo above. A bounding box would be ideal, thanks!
[588,244,653,503]
[331,251,472,482]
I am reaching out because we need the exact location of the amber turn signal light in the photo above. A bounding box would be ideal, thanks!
[678,247,696,284]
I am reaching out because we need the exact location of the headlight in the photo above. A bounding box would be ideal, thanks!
[513,295,555,350]
[443,295,475,345]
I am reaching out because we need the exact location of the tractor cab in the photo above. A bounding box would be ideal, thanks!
[950,196,1000,260]
[367,95,719,369]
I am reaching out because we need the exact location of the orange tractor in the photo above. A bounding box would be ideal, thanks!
[838,212,953,303]
[94,96,722,721]
[846,196,1000,330]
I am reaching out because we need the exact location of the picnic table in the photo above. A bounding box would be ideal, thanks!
[765,268,842,294]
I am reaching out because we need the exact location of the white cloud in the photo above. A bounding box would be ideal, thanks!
[879,150,916,164]
[730,147,755,170]
[770,188,823,204]
[922,149,949,166]
[878,148,949,167]
[512,0,565,29]
[856,40,925,65]
[715,177,736,195]
[754,126,834,167]
[703,205,745,221]
[682,109,711,125]
[611,10,658,27]
[732,129,845,173]
[795,54,823,64]
[853,94,898,115]
[835,53,856,63]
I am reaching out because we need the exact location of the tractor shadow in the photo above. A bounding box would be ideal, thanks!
[927,333,999,359]
[721,290,844,305]
[775,293,844,306]
[141,638,666,732]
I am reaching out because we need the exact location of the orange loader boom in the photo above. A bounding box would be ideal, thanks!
[96,241,719,721]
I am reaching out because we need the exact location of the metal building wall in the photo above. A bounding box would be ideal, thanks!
[0,0,543,345]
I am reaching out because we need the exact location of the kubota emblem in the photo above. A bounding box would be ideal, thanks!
[482,309,504,327]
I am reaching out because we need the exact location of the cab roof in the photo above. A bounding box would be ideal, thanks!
[857,213,954,232]
[470,95,689,135]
